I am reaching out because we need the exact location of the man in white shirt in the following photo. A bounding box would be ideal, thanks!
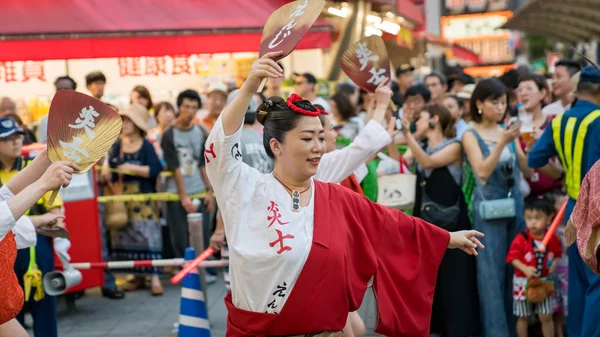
[543,60,582,116]
[293,72,331,112]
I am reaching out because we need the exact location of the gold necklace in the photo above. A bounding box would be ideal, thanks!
[272,174,311,212]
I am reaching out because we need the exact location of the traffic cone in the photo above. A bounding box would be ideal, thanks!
[178,247,211,337]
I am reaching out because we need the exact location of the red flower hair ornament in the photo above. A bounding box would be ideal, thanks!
[258,94,327,117]
[286,94,323,116]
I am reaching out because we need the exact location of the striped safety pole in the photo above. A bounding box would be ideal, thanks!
[178,247,211,337]
[69,259,228,270]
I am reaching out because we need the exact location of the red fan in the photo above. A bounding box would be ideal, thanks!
[46,90,122,205]
[341,36,397,111]
[257,0,325,91]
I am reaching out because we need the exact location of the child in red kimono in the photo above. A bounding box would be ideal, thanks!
[506,195,562,337]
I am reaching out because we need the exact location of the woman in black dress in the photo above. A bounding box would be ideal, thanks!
[401,103,481,337]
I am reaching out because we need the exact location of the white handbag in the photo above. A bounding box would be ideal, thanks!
[377,155,416,210]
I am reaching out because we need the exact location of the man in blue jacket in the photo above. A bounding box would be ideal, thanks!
[529,65,600,337]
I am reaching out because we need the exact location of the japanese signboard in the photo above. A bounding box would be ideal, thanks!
[117,55,192,77]
[441,13,511,40]
[0,61,46,83]
[441,11,514,65]
[443,0,509,15]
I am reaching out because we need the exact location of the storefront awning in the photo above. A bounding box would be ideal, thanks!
[396,0,424,27]
[414,31,481,65]
[0,0,332,61]
[502,0,600,43]
[451,44,481,65]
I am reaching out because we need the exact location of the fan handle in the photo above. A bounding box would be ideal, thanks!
[257,78,268,93]
[48,189,59,207]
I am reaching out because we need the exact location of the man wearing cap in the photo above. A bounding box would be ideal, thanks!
[294,72,331,112]
[396,64,415,100]
[0,117,67,337]
[528,65,600,337]
[543,60,582,117]
[197,82,228,132]
[456,83,475,118]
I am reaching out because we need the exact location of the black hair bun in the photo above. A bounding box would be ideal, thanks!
[257,97,284,125]
[293,100,317,112]
[263,99,275,110]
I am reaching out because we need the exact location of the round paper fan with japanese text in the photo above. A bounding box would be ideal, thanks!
[259,0,326,60]
[340,36,391,93]
[47,90,122,174]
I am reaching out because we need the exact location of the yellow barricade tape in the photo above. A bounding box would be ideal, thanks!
[98,192,206,203]
[95,166,173,177]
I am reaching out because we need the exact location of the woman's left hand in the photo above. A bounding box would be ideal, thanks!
[374,78,392,107]
[386,116,399,139]
[448,230,485,256]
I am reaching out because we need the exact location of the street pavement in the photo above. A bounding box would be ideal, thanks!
[25,274,379,337]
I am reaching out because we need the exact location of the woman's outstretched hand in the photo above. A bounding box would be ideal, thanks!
[448,230,485,256]
[373,78,392,107]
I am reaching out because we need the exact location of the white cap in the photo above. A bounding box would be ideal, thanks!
[207,82,228,96]
[456,83,475,100]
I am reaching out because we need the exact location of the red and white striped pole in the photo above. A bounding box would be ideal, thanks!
[70,259,228,270]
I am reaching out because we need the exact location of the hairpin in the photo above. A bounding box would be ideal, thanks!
[286,94,321,116]
[263,99,275,110]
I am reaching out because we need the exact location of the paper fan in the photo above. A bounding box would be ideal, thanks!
[37,226,70,239]
[341,36,396,111]
[46,90,122,204]
[341,36,392,93]
[257,0,325,91]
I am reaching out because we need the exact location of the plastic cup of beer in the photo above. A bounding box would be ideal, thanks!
[521,124,535,142]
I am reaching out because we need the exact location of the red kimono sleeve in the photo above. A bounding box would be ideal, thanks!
[0,232,24,324]
[506,235,525,264]
[346,191,450,337]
